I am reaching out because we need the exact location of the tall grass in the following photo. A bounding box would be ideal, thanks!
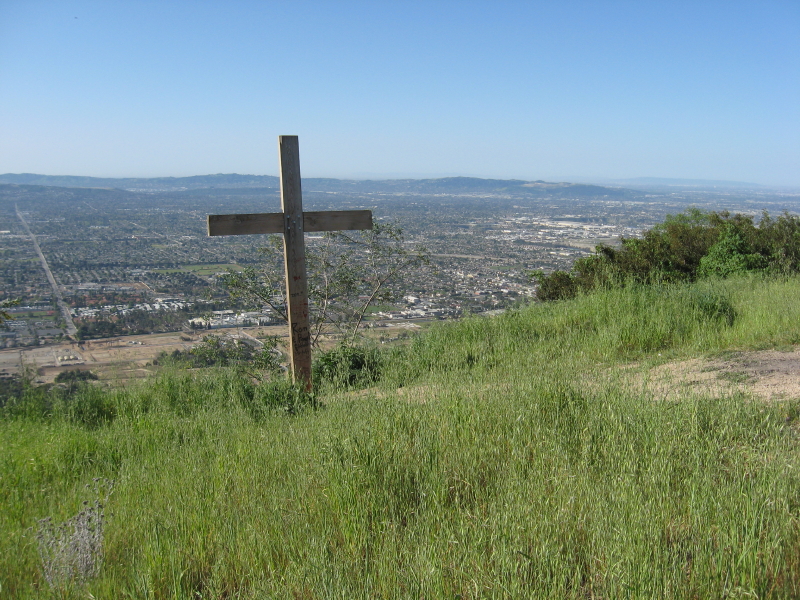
[3,275,800,598]
[381,275,800,389]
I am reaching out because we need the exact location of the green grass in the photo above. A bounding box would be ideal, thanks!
[183,263,243,275]
[387,275,800,381]
[154,263,243,275]
[3,274,800,598]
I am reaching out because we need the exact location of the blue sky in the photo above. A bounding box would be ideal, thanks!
[1,1,798,185]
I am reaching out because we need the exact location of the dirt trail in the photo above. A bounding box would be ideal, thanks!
[633,348,800,401]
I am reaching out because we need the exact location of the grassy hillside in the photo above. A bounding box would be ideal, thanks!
[3,275,800,598]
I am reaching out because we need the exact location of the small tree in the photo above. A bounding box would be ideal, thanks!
[222,222,429,347]
[160,333,282,381]
[0,298,19,325]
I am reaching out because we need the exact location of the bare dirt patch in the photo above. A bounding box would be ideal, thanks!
[0,332,198,384]
[0,326,291,384]
[637,348,800,401]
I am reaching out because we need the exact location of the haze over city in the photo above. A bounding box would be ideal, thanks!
[1,0,798,186]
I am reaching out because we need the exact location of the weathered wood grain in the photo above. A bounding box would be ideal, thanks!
[208,209,372,236]
[279,136,313,388]
[207,213,283,236]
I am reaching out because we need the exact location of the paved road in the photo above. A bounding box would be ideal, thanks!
[15,204,78,338]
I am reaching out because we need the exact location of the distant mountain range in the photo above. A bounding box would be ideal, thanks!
[0,173,280,191]
[0,173,638,198]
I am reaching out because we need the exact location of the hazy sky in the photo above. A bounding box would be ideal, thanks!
[1,1,798,185]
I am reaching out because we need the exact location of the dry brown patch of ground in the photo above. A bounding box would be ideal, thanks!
[630,348,800,401]
[0,327,291,384]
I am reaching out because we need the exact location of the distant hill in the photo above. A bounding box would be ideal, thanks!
[0,173,280,191]
[302,177,630,197]
[0,173,635,198]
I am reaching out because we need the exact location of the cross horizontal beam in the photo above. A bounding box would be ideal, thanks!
[207,210,373,237]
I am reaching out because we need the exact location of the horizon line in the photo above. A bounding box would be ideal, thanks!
[2,171,795,189]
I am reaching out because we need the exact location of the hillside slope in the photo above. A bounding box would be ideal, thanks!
[3,275,800,597]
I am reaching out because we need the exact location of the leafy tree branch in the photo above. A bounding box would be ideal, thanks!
[222,221,429,347]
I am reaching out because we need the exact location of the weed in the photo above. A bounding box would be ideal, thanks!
[688,287,736,326]
[36,479,114,590]
[313,344,383,390]
[251,377,318,416]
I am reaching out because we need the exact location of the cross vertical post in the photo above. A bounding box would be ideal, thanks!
[206,136,373,390]
[278,136,312,387]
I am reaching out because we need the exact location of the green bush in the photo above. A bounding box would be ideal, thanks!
[313,344,383,389]
[0,374,26,410]
[533,209,800,300]
[54,369,99,384]
[158,335,281,372]
[529,269,578,301]
[698,223,766,278]
[251,377,318,416]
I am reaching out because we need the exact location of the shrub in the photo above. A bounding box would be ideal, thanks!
[1,380,56,419]
[55,369,99,384]
[530,269,578,301]
[160,334,281,376]
[532,209,800,300]
[698,223,766,278]
[313,344,383,389]
[0,374,26,410]
[251,377,317,416]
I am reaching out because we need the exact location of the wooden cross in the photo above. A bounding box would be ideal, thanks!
[207,136,373,388]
